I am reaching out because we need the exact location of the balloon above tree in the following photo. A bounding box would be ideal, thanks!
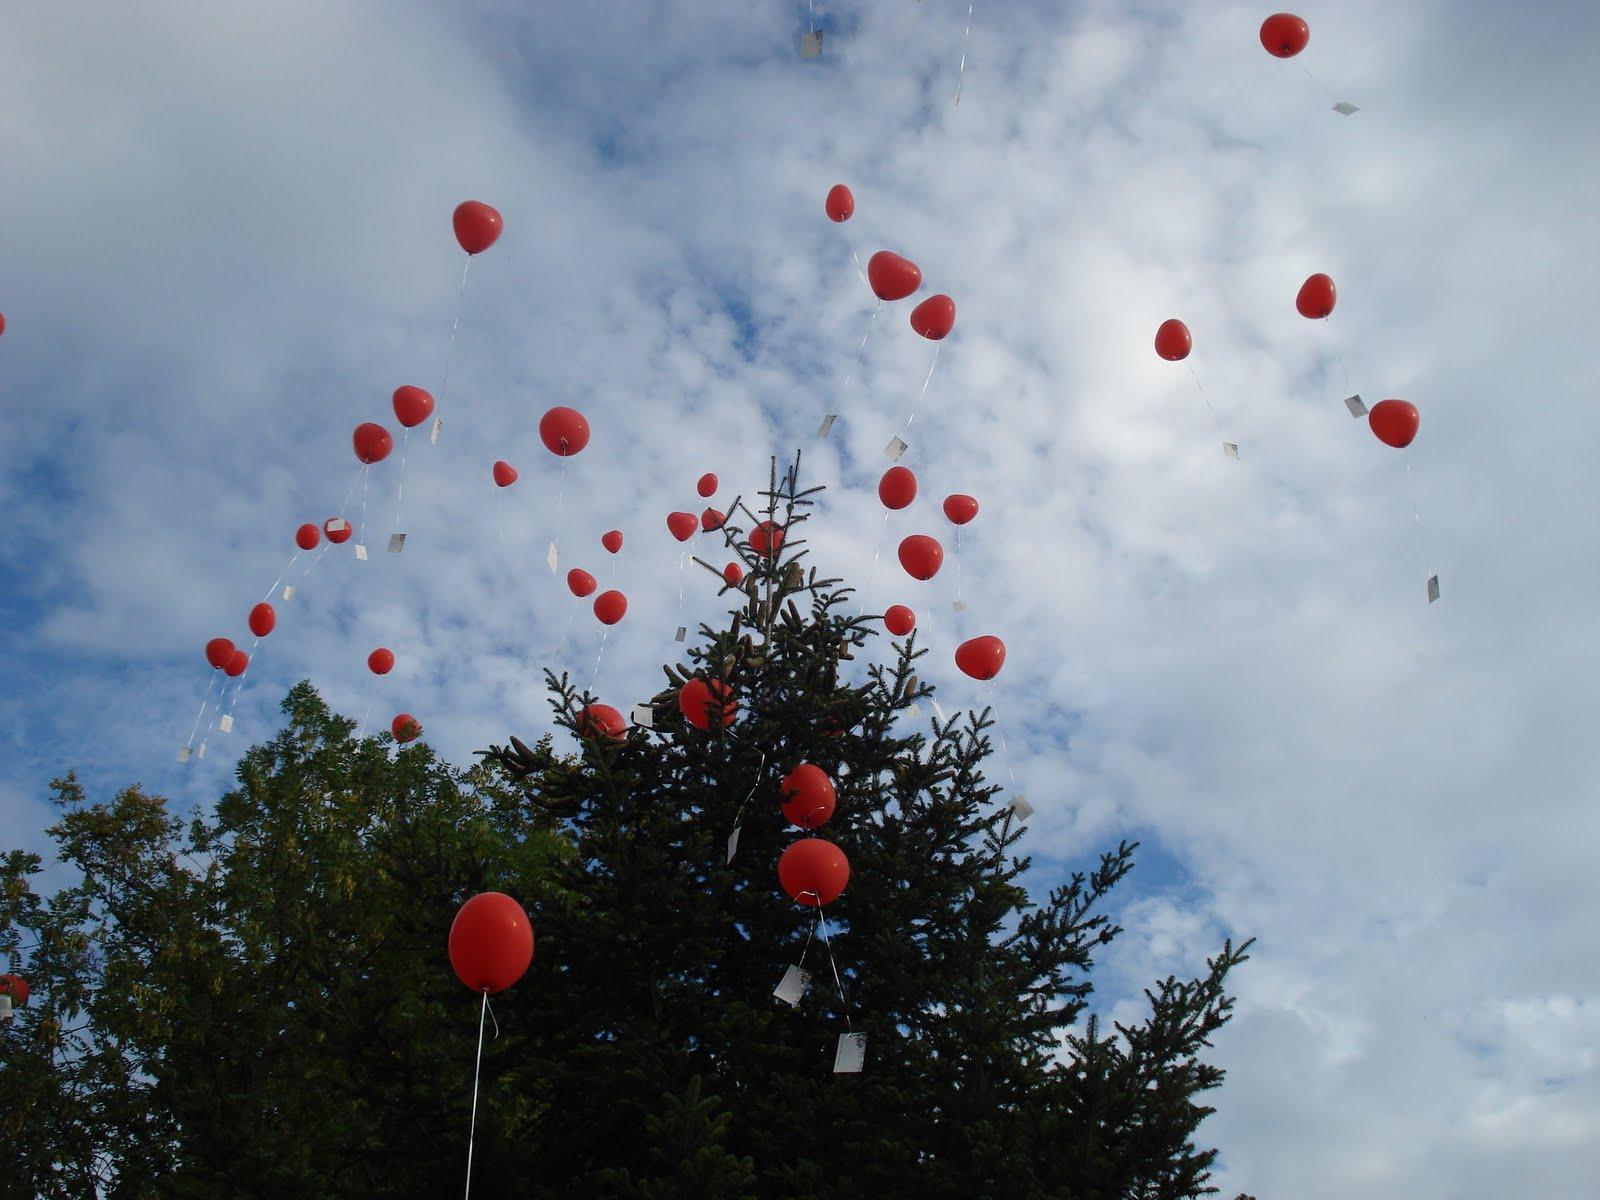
[825,184,855,223]
[898,534,944,581]
[943,494,979,525]
[248,603,275,638]
[955,635,1007,681]
[492,460,518,488]
[1296,273,1337,319]
[368,648,395,675]
[594,590,628,625]
[910,294,956,341]
[1260,13,1310,58]
[392,714,421,743]
[353,422,394,465]
[867,251,922,302]
[448,892,534,993]
[296,523,321,551]
[878,466,917,510]
[1154,319,1192,362]
[452,201,504,255]
[1368,399,1420,449]
[539,407,590,456]
[392,386,435,429]
[205,638,235,669]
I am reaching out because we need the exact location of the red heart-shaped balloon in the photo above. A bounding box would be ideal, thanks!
[1296,273,1337,319]
[1368,399,1420,449]
[697,472,718,498]
[884,605,916,636]
[749,521,784,558]
[898,534,944,581]
[593,589,628,625]
[453,201,503,255]
[878,466,917,510]
[780,764,837,830]
[353,422,394,464]
[578,703,626,741]
[1260,12,1310,58]
[248,602,276,638]
[601,529,623,554]
[1154,319,1192,362]
[392,386,435,429]
[867,251,923,302]
[679,677,737,731]
[942,494,979,525]
[778,838,850,907]
[324,517,353,544]
[205,637,235,669]
[225,649,250,678]
[955,635,1006,681]
[492,460,518,487]
[392,713,422,743]
[568,568,597,597]
[825,184,855,223]
[539,407,590,456]
[295,523,321,551]
[701,508,725,532]
[910,294,956,341]
[723,562,744,586]
[667,512,699,541]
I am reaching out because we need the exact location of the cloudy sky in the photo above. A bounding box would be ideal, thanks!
[3,1,1598,1194]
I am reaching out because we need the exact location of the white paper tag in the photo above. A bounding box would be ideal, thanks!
[907,702,922,718]
[633,703,655,728]
[1427,574,1440,604]
[1332,101,1360,116]
[773,964,811,1008]
[1009,794,1035,820]
[726,824,742,864]
[1344,394,1368,418]
[675,626,687,643]
[1223,442,1239,459]
[0,994,11,1020]
[281,585,295,601]
[931,699,946,723]
[219,714,234,734]
[354,544,368,561]
[196,742,207,760]
[387,533,406,554]
[818,414,837,438]
[546,542,560,575]
[177,746,191,763]
[884,436,908,461]
[430,417,442,444]
[833,1032,866,1073]
[329,519,350,536]
[801,30,823,57]
[952,599,967,613]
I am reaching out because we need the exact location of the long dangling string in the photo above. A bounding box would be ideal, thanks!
[894,344,942,451]
[953,0,976,105]
[590,628,610,691]
[816,907,853,1030]
[1401,450,1437,599]
[839,301,883,396]
[182,673,219,755]
[392,426,412,536]
[1187,365,1236,457]
[987,678,1018,791]
[356,465,372,550]
[856,510,892,617]
[463,990,489,1200]
[434,257,473,443]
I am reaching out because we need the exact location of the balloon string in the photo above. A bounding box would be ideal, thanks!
[355,698,372,741]
[299,542,333,580]
[221,636,262,721]
[440,257,472,417]
[551,608,575,667]
[797,904,819,972]
[807,0,816,35]
[590,628,609,692]
[393,426,411,534]
[184,673,220,751]
[896,343,941,450]
[988,679,1018,790]
[262,551,301,604]
[817,908,853,1030]
[1402,451,1435,583]
[1187,364,1234,451]
[847,243,868,288]
[463,990,488,1200]
[840,301,882,397]
[954,525,963,612]
[728,751,769,844]
[495,486,504,545]
[953,0,976,105]
[856,510,892,617]
[357,465,371,550]
[1299,63,1344,107]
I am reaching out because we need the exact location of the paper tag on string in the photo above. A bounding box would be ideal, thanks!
[1010,794,1035,821]
[176,746,191,763]
[1344,394,1368,418]
[952,600,967,613]
[282,585,295,601]
[726,824,742,864]
[633,704,655,728]
[800,30,823,57]
[1427,575,1440,604]
[430,417,442,444]
[833,1032,866,1073]
[546,542,560,576]
[1223,442,1239,459]
[196,742,207,760]
[773,964,811,1008]
[675,626,687,643]
[0,994,12,1021]
[219,714,234,734]
[818,414,837,438]
[884,436,908,461]
[354,544,368,561]
[387,533,406,554]
[329,519,350,537]
[1332,101,1360,116]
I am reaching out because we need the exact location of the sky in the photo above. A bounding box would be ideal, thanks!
[3,1,1598,1194]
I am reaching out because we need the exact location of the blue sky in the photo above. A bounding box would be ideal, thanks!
[3,2,1599,1194]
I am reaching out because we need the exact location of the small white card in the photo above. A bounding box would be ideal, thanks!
[430,417,442,444]
[726,824,742,864]
[1427,574,1441,604]
[834,1032,866,1073]
[0,994,11,1020]
[884,436,908,461]
[1223,442,1239,459]
[801,30,823,57]
[633,704,655,728]
[952,600,967,613]
[774,964,812,1008]
[282,585,295,601]
[387,533,406,554]
[546,542,560,575]
[177,747,191,763]
[1345,394,1368,418]
[818,414,837,438]
[1332,101,1360,116]
[675,626,687,643]
[1010,794,1035,820]
[219,714,234,734]
[354,544,368,561]
[196,742,207,760]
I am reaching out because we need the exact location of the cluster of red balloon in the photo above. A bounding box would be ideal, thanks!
[0,972,28,1021]
[778,765,850,907]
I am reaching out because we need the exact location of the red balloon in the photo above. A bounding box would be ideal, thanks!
[884,604,916,636]
[781,764,837,830]
[697,472,718,498]
[539,407,590,456]
[296,523,321,551]
[492,460,518,488]
[749,520,784,558]
[878,466,917,510]
[601,529,623,554]
[910,294,956,341]
[701,508,725,532]
[0,973,28,1006]
[392,386,435,429]
[943,494,979,525]
[368,647,395,675]
[955,635,1006,681]
[1260,13,1310,58]
[723,561,744,586]
[392,713,421,743]
[353,422,394,465]
[568,568,597,597]
[867,251,923,302]
[248,602,276,638]
[448,892,534,994]
[778,838,850,907]
[679,677,736,731]
[1296,273,1337,319]
[1368,399,1420,449]
[324,517,352,544]
[825,184,855,223]
[205,637,235,669]
[1155,319,1192,361]
[578,702,626,742]
[594,589,627,625]
[452,201,504,256]
[667,512,699,542]
[898,534,944,581]
[0,312,6,338]
[225,649,249,678]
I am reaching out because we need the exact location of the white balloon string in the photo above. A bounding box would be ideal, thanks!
[440,257,472,416]
[807,0,816,35]
[953,0,976,105]
[797,904,819,972]
[463,990,488,1200]
[1187,363,1235,454]
[495,486,505,545]
[896,343,941,449]
[729,750,768,836]
[987,679,1017,790]
[817,907,852,1029]
[840,301,882,397]
[262,551,300,603]
[847,243,868,288]
[1402,450,1435,581]
[357,465,371,549]
[856,510,892,617]
[221,636,261,721]
[184,673,219,751]
[392,426,411,534]
[954,525,963,612]
[590,628,609,691]
[551,608,574,667]
[299,542,333,580]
